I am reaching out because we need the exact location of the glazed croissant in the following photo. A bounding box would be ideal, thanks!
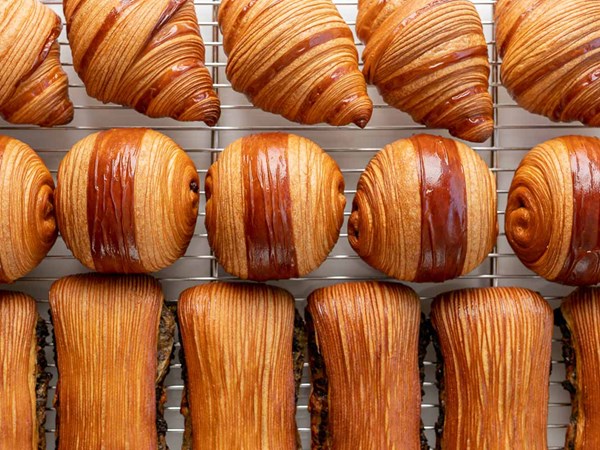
[0,135,57,283]
[56,128,199,274]
[0,292,50,450]
[349,134,497,282]
[558,288,600,450]
[357,0,493,142]
[64,0,220,125]
[496,0,600,125]
[50,274,175,450]
[431,288,553,450]
[306,282,423,450]
[178,282,303,450]
[206,133,345,280]
[0,0,73,126]
[506,136,600,285]
[219,0,373,127]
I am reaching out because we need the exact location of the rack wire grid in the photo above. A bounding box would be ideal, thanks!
[3,0,586,448]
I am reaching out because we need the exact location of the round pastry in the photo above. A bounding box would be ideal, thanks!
[0,135,57,283]
[506,135,600,285]
[349,134,497,282]
[56,128,199,274]
[206,132,345,281]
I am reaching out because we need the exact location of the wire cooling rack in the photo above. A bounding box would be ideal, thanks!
[2,1,588,448]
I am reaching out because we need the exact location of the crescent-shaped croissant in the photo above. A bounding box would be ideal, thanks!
[0,135,57,283]
[505,136,600,285]
[0,0,73,126]
[63,0,220,126]
[349,134,497,282]
[431,288,553,450]
[206,132,346,281]
[357,0,493,142]
[56,128,199,274]
[496,0,600,125]
[219,0,373,127]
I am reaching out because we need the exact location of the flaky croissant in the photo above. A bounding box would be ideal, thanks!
[505,136,600,285]
[0,0,73,126]
[206,132,345,281]
[496,0,600,125]
[357,0,492,142]
[64,0,220,125]
[0,135,57,283]
[349,134,497,282]
[219,0,373,127]
[56,128,199,274]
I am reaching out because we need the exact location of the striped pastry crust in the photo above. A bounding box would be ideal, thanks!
[50,274,174,450]
[496,0,600,125]
[219,0,373,127]
[178,282,301,450]
[205,132,345,281]
[0,291,50,450]
[358,0,492,143]
[306,281,423,450]
[431,287,553,450]
[0,135,57,283]
[0,0,73,126]
[349,133,497,282]
[55,128,199,274]
[63,0,220,125]
[505,136,600,285]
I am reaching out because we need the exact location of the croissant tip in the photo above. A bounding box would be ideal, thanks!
[355,118,369,129]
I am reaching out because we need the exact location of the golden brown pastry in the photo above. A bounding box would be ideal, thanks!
[56,128,199,273]
[558,288,600,450]
[306,281,423,450]
[358,0,493,142]
[431,287,553,450]
[63,0,220,126]
[349,134,497,282]
[496,0,600,125]
[505,136,600,285]
[0,135,57,283]
[0,0,72,126]
[206,132,345,281]
[178,282,303,450]
[0,291,50,450]
[219,0,373,127]
[50,274,175,450]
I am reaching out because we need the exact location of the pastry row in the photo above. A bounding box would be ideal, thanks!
[0,278,592,450]
[4,0,600,141]
[4,130,600,286]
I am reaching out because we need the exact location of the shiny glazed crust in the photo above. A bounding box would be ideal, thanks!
[55,128,200,274]
[357,0,493,142]
[219,0,373,127]
[348,134,497,282]
[63,0,220,125]
[205,132,346,281]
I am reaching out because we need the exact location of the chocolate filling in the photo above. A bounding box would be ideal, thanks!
[555,308,577,450]
[36,317,51,450]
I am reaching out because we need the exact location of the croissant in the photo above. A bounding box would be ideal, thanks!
[50,274,175,450]
[178,282,303,450]
[496,1,600,125]
[505,136,600,285]
[0,291,50,450]
[63,0,220,125]
[219,0,373,127]
[358,0,493,142]
[206,132,345,281]
[558,288,600,450]
[56,128,199,274]
[431,287,553,450]
[306,281,424,450]
[349,134,497,282]
[0,0,73,126]
[0,135,57,283]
